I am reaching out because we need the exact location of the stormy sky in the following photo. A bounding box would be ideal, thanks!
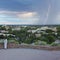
[0,0,60,25]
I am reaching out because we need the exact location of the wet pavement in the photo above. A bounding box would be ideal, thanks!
[0,49,60,60]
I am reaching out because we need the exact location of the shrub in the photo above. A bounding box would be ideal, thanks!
[8,40,15,43]
[35,41,47,45]
[51,42,60,46]
[0,40,4,43]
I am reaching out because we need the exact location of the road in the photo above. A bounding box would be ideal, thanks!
[0,49,60,60]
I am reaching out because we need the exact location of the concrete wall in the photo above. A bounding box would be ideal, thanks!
[0,43,60,51]
[0,43,4,49]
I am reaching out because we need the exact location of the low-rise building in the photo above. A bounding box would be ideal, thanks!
[54,40,60,44]
[0,30,8,33]
[35,34,41,37]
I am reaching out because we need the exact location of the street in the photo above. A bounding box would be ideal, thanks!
[0,49,60,60]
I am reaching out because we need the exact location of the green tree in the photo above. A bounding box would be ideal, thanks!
[8,27,12,33]
[45,29,54,33]
[41,33,56,44]
[0,26,6,30]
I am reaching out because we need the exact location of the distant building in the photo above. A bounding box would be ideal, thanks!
[12,27,21,31]
[55,40,60,44]
[35,34,41,37]
[0,30,8,33]
[27,30,37,33]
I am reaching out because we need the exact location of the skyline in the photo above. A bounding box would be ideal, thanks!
[0,0,60,25]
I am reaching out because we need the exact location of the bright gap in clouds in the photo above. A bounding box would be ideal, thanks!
[0,11,40,25]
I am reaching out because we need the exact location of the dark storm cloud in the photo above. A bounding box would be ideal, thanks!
[0,0,60,25]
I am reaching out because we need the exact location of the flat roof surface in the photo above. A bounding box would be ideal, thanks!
[0,49,60,60]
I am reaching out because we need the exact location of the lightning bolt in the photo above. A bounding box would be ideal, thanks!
[44,4,51,25]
